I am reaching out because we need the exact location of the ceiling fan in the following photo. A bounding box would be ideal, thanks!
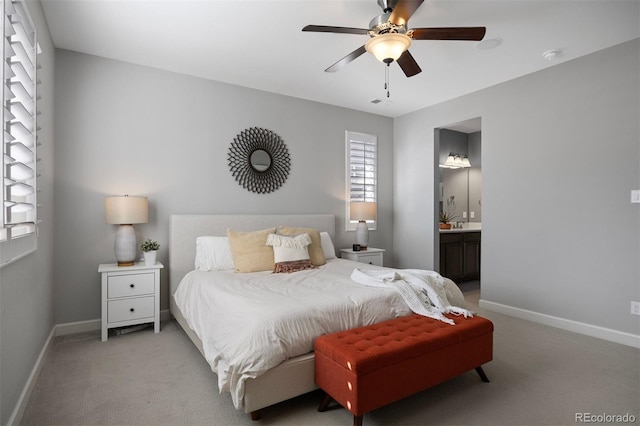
[302,0,486,78]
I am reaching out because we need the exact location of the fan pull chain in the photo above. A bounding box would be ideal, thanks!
[385,63,390,98]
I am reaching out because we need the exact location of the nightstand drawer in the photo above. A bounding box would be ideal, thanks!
[356,253,383,266]
[108,273,155,298]
[108,296,155,323]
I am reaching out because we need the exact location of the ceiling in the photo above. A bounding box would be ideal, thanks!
[40,0,639,118]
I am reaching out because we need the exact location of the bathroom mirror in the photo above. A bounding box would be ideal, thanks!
[438,128,482,223]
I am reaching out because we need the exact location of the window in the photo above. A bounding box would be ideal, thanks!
[345,130,377,231]
[1,0,40,267]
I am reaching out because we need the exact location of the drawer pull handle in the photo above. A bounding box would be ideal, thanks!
[130,308,135,312]
[130,284,135,288]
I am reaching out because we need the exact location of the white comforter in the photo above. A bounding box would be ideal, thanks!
[173,259,468,409]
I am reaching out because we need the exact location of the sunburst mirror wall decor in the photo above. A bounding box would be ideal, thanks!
[227,127,291,194]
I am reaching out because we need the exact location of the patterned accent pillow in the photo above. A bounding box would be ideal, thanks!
[272,259,316,274]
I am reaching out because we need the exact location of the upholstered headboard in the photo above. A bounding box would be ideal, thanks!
[168,214,336,315]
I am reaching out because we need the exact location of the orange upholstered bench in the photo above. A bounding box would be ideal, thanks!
[314,313,494,426]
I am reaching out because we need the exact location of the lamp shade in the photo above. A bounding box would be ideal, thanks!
[365,33,412,63]
[105,196,148,225]
[442,153,458,169]
[350,202,377,222]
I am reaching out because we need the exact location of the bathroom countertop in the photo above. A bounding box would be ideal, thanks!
[440,224,482,233]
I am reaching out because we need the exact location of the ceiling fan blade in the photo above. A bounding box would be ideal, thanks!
[397,50,422,77]
[388,0,424,26]
[302,25,369,35]
[411,27,487,41]
[325,45,367,73]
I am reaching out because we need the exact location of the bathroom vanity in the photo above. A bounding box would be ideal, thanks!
[439,226,481,283]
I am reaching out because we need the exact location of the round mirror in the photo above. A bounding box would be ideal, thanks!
[250,149,271,172]
[228,127,290,194]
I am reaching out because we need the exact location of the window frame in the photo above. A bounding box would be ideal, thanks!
[345,130,377,231]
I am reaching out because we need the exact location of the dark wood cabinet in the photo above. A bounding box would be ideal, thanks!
[439,231,480,282]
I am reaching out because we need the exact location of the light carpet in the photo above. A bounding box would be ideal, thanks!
[21,285,639,425]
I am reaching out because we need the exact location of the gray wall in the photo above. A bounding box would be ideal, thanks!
[0,1,55,424]
[468,131,482,223]
[53,49,394,324]
[394,39,640,336]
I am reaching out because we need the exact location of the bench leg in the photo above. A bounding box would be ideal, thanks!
[250,410,260,421]
[318,393,333,412]
[475,366,490,383]
[354,414,363,426]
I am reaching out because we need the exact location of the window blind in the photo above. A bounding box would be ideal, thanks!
[345,130,377,230]
[1,0,39,267]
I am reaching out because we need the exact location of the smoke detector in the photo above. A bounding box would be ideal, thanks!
[475,37,502,50]
[543,49,561,61]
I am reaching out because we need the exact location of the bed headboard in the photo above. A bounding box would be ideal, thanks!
[169,214,335,315]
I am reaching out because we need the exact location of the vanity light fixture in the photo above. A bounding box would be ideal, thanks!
[440,153,471,169]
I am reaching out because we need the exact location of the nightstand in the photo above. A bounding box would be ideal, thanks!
[340,248,385,266]
[98,262,164,342]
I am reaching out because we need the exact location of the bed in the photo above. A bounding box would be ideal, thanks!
[168,214,466,420]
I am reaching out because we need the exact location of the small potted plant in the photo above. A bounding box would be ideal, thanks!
[140,238,160,266]
[439,211,458,230]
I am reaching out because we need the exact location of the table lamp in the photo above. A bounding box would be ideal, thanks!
[350,202,376,250]
[105,195,148,266]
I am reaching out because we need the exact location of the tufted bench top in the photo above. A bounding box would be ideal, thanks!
[315,313,494,375]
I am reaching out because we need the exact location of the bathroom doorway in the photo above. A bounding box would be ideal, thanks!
[435,118,482,300]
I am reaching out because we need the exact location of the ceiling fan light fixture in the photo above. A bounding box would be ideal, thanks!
[365,33,412,63]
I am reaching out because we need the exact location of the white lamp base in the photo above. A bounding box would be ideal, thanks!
[355,221,369,249]
[114,224,137,266]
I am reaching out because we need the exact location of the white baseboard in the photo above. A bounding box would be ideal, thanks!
[7,326,56,426]
[55,309,172,336]
[55,318,101,336]
[9,309,174,424]
[479,299,640,348]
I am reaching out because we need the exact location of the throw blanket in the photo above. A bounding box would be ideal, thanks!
[351,268,473,325]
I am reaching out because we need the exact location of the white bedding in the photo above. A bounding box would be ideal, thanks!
[173,258,414,408]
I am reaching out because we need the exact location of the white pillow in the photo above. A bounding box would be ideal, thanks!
[194,236,235,271]
[266,233,311,263]
[320,232,336,260]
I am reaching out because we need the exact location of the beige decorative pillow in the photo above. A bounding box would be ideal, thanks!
[227,227,276,273]
[278,226,326,266]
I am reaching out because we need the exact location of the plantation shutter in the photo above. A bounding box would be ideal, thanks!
[345,131,377,230]
[348,134,377,203]
[1,0,40,266]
